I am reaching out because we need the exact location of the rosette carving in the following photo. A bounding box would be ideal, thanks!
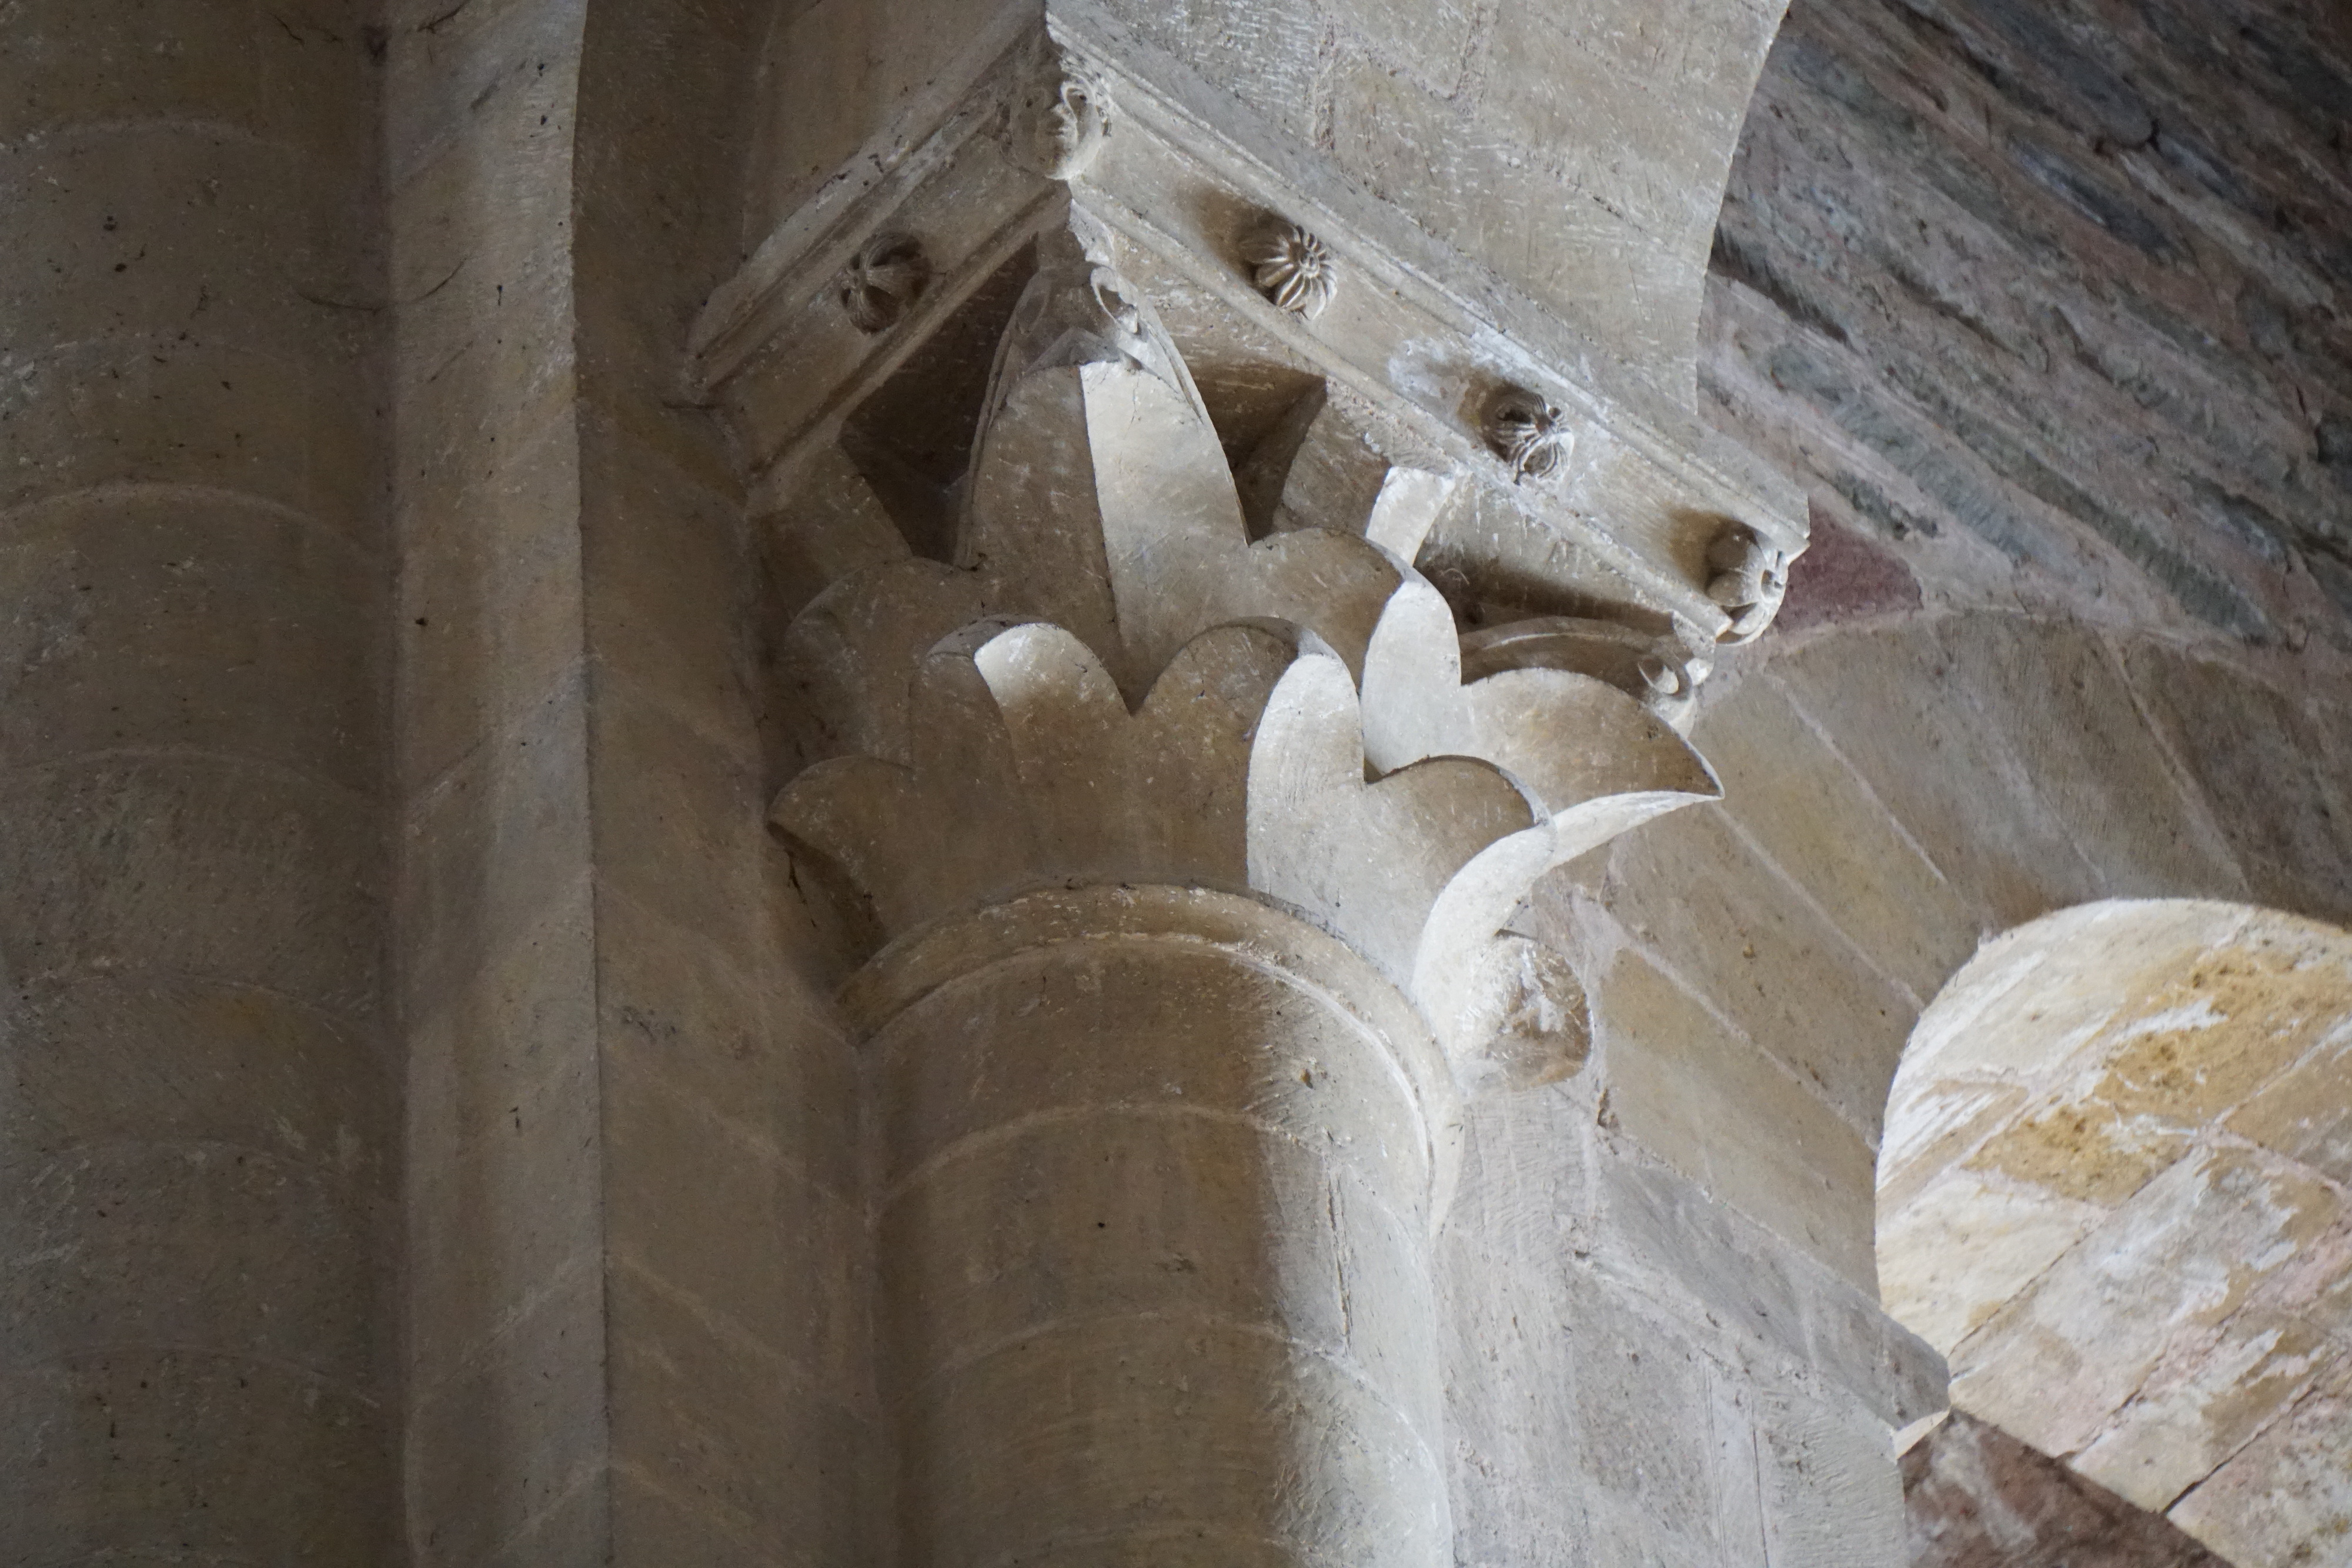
[1242,221,1339,318]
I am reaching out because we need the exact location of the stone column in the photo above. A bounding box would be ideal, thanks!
[758,194,1726,1562]
[0,4,392,1560]
[854,890,1451,1566]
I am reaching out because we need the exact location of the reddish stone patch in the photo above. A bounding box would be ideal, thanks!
[1905,1412,2226,1568]
[1773,502,1923,634]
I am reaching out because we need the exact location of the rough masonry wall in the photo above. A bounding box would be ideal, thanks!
[1514,0,2352,1554]
[1708,0,2352,646]
[1547,0,2352,1293]
[1,2,397,1559]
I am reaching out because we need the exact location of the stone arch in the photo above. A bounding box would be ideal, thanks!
[1573,609,2352,1290]
[1876,897,2352,1564]
[1426,607,2351,1562]
[1423,608,2352,1561]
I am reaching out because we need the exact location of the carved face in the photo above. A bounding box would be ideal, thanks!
[1017,72,1109,180]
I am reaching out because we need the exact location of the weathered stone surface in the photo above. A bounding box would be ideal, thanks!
[1881,900,2352,1561]
[864,910,1451,1564]
[2124,641,2352,926]
[403,881,597,1387]
[0,0,375,156]
[386,5,602,1557]
[1707,0,2352,647]
[1760,619,2110,931]
[0,0,395,1546]
[1592,947,1880,1286]
[405,1266,608,1565]
[2167,1356,2352,1566]
[0,492,383,796]
[0,1350,393,1563]
[1688,670,1978,1002]
[1603,803,1915,1148]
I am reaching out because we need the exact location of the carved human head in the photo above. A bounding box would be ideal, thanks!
[1010,51,1111,180]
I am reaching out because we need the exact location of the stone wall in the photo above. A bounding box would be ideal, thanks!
[1552,0,2352,1297]
[1525,2,2352,1559]
[1708,0,2352,646]
[6,0,2351,1562]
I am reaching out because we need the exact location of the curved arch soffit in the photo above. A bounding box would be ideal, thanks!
[1880,898,2352,1565]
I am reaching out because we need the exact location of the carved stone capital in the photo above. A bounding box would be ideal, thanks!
[772,208,1720,1090]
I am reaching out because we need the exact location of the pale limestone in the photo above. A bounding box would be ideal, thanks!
[1767,618,2114,929]
[1593,948,1880,1286]
[1602,803,1916,1146]
[1690,673,1978,998]
[1882,900,2352,1562]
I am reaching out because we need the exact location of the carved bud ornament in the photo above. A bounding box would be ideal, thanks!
[1706,522,1792,643]
[1242,222,1339,318]
[1483,386,1572,482]
[838,233,930,333]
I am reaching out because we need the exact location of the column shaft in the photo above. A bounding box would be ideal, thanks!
[860,892,1451,1567]
[0,4,393,1559]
